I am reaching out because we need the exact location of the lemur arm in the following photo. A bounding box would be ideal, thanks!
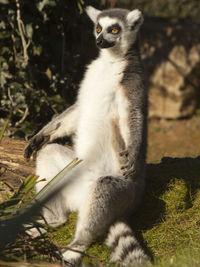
[24,103,79,160]
[117,77,147,178]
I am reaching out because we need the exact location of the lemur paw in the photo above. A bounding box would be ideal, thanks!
[119,150,135,178]
[121,164,135,178]
[24,134,50,160]
[61,246,83,266]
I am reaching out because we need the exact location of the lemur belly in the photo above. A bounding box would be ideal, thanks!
[75,54,127,176]
[75,97,119,175]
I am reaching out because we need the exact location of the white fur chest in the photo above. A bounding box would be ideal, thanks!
[75,52,126,161]
[79,52,126,104]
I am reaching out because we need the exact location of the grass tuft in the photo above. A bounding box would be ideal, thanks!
[0,155,200,266]
[0,119,9,144]
[136,157,200,266]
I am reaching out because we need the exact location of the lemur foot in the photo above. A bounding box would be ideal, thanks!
[62,245,86,266]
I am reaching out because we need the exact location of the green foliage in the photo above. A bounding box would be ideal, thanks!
[140,157,200,266]
[0,159,82,264]
[0,0,92,138]
[0,174,38,221]
[0,143,200,265]
[120,0,200,22]
[1,0,199,138]
[52,157,200,266]
[34,158,82,202]
[0,158,82,249]
[0,119,9,143]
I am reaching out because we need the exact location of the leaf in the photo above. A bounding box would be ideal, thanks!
[25,23,33,39]
[0,72,6,87]
[33,45,42,56]
[34,158,82,202]
[0,0,8,4]
[0,31,11,39]
[37,0,56,11]
[45,68,52,80]
[0,119,9,144]
[0,56,6,64]
[0,158,82,249]
[77,2,83,14]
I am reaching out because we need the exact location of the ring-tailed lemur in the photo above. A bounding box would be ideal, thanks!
[24,6,148,266]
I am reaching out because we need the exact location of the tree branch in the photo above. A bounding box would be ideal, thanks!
[15,0,30,67]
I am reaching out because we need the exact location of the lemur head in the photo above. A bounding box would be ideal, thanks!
[86,6,144,54]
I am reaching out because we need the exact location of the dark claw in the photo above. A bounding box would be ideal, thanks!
[121,164,135,178]
[121,165,129,170]
[24,145,33,161]
[24,135,50,161]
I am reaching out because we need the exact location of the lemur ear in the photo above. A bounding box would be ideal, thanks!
[126,9,144,30]
[85,6,101,23]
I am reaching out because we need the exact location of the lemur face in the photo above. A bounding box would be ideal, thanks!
[95,17,122,49]
[86,6,144,51]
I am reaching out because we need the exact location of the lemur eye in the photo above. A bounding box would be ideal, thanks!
[112,28,119,34]
[96,27,102,34]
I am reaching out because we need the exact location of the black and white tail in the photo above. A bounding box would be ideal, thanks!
[105,222,148,266]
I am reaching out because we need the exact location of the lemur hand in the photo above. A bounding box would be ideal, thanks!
[119,149,136,178]
[24,134,50,161]
[24,119,61,160]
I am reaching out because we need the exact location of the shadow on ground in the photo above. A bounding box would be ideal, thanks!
[131,156,200,259]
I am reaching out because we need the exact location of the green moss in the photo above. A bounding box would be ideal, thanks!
[85,243,110,266]
[48,157,200,266]
[2,156,199,266]
[52,213,77,245]
[139,157,200,265]
[51,213,111,265]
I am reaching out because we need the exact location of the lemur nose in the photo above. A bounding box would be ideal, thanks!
[96,35,103,45]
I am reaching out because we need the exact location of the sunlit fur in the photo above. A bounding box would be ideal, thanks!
[30,6,148,266]
[87,6,144,55]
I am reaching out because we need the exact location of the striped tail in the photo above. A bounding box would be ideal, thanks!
[105,222,148,266]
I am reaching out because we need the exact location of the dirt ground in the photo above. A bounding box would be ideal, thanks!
[0,138,34,202]
[0,116,200,200]
[147,116,200,162]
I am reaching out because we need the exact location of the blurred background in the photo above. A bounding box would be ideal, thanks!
[0,0,200,139]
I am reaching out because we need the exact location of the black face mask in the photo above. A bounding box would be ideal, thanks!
[96,35,115,49]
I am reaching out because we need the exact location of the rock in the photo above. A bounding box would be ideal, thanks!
[148,45,200,118]
[142,21,200,119]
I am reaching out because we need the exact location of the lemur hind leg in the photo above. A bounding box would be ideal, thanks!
[35,144,76,228]
[28,143,94,238]
[62,175,136,265]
